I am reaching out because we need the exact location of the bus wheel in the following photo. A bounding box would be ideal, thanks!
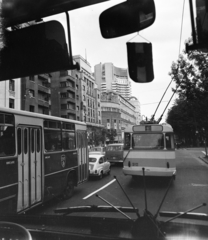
[63,176,74,199]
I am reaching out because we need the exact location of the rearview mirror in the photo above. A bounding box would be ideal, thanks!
[0,21,74,81]
[99,0,156,39]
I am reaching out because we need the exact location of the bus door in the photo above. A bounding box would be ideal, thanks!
[77,131,88,184]
[17,126,42,212]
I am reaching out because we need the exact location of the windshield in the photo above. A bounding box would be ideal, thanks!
[106,145,122,151]
[133,133,164,149]
[1,0,208,240]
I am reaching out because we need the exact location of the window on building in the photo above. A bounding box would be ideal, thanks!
[30,105,35,112]
[29,89,35,98]
[29,76,34,81]
[107,119,110,123]
[77,116,80,121]
[76,85,78,90]
[9,79,15,91]
[77,106,79,111]
[98,111,100,116]
[83,95,86,101]
[9,98,14,109]
[98,102,100,107]
[99,120,101,124]
[83,85,85,91]
[76,95,79,100]
[61,104,67,110]
[98,94,100,99]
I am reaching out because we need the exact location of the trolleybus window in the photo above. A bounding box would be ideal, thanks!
[132,133,164,149]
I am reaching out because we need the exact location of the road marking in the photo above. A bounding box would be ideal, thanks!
[83,179,116,200]
[191,183,208,187]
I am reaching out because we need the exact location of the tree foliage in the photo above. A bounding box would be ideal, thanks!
[167,50,208,146]
[106,128,117,143]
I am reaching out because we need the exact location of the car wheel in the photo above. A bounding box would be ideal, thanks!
[99,171,103,179]
[63,175,74,199]
[107,167,111,175]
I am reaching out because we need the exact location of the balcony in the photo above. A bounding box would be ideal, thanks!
[38,99,50,108]
[61,98,75,104]
[38,84,51,94]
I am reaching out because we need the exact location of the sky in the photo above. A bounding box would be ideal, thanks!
[46,0,193,123]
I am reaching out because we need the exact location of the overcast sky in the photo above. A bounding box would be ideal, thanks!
[46,0,193,122]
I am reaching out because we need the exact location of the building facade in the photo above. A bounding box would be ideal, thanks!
[101,91,136,142]
[94,62,132,99]
[0,79,21,109]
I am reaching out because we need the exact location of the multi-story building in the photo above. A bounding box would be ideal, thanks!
[21,74,51,114]
[94,62,132,99]
[0,79,21,109]
[101,91,136,142]
[50,70,77,120]
[73,55,102,125]
[127,96,141,124]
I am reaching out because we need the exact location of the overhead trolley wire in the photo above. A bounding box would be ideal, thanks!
[151,0,186,123]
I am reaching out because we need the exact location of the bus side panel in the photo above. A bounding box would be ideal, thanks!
[0,157,18,214]
[44,151,77,200]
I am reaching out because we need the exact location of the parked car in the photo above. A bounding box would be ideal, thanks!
[89,154,110,179]
[89,146,106,155]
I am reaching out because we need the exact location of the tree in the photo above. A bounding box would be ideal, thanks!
[167,50,208,146]
[106,129,117,143]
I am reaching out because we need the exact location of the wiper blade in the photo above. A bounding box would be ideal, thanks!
[54,205,138,215]
[160,211,208,221]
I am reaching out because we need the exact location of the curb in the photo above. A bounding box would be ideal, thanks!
[199,156,208,165]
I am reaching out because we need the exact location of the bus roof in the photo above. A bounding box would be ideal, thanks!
[124,123,173,133]
[0,106,86,126]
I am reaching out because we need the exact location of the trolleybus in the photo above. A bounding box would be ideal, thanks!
[123,123,176,179]
[0,107,88,214]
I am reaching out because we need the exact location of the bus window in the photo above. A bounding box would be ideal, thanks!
[165,133,175,150]
[132,133,164,149]
[124,133,131,150]
[0,126,15,156]
[17,128,21,155]
[62,131,76,150]
[37,129,40,152]
[44,130,62,151]
[24,129,28,154]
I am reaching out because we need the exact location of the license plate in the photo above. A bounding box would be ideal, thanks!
[132,163,139,166]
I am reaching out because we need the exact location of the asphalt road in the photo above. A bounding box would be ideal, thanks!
[30,148,208,220]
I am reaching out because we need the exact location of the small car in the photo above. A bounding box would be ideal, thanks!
[89,154,110,179]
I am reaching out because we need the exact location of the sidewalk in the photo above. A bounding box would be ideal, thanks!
[199,151,208,164]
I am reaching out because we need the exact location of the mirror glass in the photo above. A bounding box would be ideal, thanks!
[99,0,156,39]
[0,21,71,81]
[127,42,154,83]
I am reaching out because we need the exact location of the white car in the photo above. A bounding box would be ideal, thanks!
[89,154,111,179]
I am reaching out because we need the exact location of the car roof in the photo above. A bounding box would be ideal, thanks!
[107,143,123,146]
[89,154,105,158]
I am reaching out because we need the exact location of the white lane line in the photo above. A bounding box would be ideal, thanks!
[83,179,116,200]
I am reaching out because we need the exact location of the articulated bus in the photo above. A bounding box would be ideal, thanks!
[0,107,88,214]
[123,123,176,179]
